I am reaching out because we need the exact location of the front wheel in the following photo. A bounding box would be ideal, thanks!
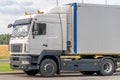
[98,59,115,76]
[40,59,57,77]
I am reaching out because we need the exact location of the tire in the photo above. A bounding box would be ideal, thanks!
[98,59,115,76]
[80,71,95,75]
[24,70,38,76]
[40,59,57,77]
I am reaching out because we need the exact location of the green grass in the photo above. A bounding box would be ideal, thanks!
[0,62,19,72]
[0,57,9,59]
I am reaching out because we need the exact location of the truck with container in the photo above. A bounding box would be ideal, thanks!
[8,3,120,77]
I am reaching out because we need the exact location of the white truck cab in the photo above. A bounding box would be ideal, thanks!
[9,5,72,55]
[9,4,73,76]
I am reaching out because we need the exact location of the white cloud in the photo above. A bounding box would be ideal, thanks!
[18,2,33,6]
[0,0,17,6]
[0,0,36,34]
[109,0,120,5]
[0,14,16,34]
[1,0,120,34]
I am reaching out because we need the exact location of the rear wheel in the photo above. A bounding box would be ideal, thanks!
[24,70,38,76]
[98,59,115,76]
[80,71,95,75]
[40,59,57,77]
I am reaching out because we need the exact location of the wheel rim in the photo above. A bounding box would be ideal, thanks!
[44,63,54,73]
[103,62,112,73]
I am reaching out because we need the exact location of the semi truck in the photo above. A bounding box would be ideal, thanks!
[8,3,120,77]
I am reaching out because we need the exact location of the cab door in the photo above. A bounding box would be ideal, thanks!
[29,21,47,54]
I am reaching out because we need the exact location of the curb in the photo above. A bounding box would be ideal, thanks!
[0,59,9,62]
[0,72,23,75]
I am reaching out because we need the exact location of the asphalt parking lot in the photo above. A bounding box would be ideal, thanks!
[0,72,120,80]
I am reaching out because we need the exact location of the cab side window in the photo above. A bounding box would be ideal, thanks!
[36,23,46,35]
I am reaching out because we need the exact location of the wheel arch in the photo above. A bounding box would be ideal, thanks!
[37,50,62,74]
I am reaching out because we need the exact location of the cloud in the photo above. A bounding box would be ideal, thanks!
[0,0,35,16]
[0,0,17,6]
[0,6,36,15]
[0,7,20,15]
[109,0,120,5]
[18,2,33,6]
[0,14,16,34]
[0,0,34,7]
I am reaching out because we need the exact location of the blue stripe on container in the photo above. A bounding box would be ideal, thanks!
[73,3,77,54]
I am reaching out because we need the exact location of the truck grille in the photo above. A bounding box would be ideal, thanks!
[11,44,22,52]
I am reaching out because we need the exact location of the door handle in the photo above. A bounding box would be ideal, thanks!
[43,44,48,47]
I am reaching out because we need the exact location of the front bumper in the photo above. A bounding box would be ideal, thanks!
[10,56,32,70]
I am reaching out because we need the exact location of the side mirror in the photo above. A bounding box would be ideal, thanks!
[32,30,38,38]
[32,22,38,38]
[8,24,13,28]
[32,31,38,35]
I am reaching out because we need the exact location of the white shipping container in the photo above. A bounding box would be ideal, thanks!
[76,4,120,54]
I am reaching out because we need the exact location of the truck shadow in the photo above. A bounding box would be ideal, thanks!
[0,72,120,78]
[21,73,120,78]
[30,72,120,78]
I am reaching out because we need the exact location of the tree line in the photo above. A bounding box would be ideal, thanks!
[0,34,11,45]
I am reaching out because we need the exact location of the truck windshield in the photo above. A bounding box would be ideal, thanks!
[11,18,32,37]
[12,24,30,37]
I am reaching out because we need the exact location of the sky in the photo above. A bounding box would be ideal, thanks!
[0,0,120,34]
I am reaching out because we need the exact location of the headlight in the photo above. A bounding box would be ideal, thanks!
[22,61,30,64]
